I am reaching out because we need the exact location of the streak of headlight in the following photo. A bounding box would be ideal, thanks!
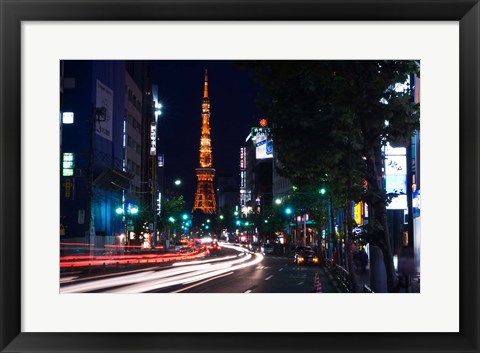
[178,253,264,286]
[106,253,264,293]
[221,243,253,254]
[106,254,253,293]
[173,272,234,293]
[60,263,213,293]
[172,254,238,267]
[60,271,156,293]
[60,276,78,283]
[60,252,256,293]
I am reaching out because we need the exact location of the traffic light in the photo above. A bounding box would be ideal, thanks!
[285,207,293,215]
[115,207,124,215]
[319,187,326,195]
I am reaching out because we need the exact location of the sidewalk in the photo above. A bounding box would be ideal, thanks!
[355,266,420,293]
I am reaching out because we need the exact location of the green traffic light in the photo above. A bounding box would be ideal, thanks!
[168,217,175,223]
[319,188,326,195]
[130,207,139,215]
[285,207,292,215]
[182,214,188,220]
[115,207,124,215]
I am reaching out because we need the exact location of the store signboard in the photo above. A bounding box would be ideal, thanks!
[150,122,156,156]
[251,127,273,159]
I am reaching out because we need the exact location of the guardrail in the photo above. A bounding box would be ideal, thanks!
[323,258,352,293]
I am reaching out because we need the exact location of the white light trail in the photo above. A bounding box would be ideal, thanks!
[60,246,264,293]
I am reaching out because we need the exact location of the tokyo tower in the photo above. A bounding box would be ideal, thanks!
[192,68,217,214]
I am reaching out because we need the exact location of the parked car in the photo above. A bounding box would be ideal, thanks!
[261,243,274,255]
[294,249,319,265]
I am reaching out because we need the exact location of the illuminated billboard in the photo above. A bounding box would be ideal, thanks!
[384,142,407,210]
[251,127,273,159]
[150,122,156,156]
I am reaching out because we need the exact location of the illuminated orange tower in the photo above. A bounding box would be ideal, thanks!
[193,68,217,214]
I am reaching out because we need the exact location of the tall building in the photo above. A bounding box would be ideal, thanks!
[60,61,134,244]
[192,69,217,214]
[216,173,238,209]
[124,71,143,202]
[125,61,156,210]
[243,124,273,217]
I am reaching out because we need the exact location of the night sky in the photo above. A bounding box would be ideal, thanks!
[151,61,262,209]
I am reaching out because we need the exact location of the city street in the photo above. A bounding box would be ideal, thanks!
[58,60,421,294]
[60,243,337,293]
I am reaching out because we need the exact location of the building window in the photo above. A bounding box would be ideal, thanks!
[62,112,74,124]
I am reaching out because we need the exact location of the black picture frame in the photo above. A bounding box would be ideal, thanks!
[1,1,479,352]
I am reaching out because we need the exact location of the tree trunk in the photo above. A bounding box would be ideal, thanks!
[364,142,398,292]
[344,200,360,292]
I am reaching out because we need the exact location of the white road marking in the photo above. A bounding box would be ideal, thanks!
[265,275,274,281]
[278,268,283,272]
[298,281,304,285]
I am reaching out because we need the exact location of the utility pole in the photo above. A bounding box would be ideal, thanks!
[87,106,106,248]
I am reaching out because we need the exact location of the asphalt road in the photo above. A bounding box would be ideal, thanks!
[60,244,337,293]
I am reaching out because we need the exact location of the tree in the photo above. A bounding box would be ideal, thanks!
[243,60,419,292]
[159,195,185,241]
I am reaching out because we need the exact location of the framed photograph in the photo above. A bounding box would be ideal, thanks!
[1,0,478,352]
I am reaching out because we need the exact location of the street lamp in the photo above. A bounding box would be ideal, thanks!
[174,179,182,186]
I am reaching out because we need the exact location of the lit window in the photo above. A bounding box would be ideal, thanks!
[62,112,74,124]
[62,152,75,176]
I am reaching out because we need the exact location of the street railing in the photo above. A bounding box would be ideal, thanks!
[323,258,352,293]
